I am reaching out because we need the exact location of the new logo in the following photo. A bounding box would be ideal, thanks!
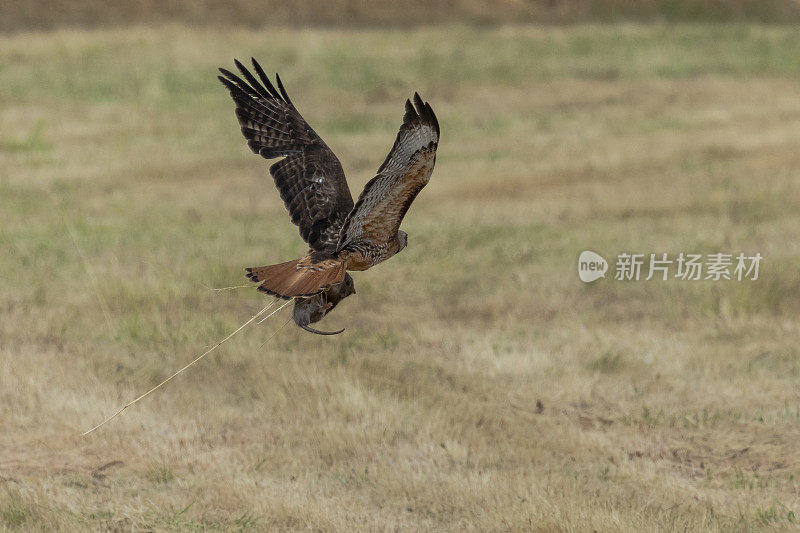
[578,250,608,283]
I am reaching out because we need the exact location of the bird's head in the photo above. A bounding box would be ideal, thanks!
[398,230,408,252]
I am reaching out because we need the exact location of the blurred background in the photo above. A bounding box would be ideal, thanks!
[2,1,800,530]
[5,0,800,30]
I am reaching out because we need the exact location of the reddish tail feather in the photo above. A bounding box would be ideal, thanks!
[246,257,345,299]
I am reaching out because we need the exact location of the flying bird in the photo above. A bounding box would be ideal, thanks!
[218,58,440,315]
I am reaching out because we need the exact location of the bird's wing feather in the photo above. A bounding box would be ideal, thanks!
[218,59,354,252]
[339,93,439,248]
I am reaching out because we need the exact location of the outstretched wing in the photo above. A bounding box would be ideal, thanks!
[218,59,354,252]
[338,93,439,249]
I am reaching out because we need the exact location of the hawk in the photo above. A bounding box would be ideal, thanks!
[218,58,440,306]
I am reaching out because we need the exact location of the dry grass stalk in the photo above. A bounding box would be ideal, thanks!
[81,298,291,436]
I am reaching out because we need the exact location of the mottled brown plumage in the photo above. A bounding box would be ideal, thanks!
[218,59,353,252]
[219,58,439,304]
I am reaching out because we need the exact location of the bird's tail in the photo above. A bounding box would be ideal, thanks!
[245,257,346,299]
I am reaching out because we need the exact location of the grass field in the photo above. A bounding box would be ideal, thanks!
[2,23,800,530]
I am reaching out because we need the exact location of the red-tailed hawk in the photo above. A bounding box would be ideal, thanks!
[218,58,439,303]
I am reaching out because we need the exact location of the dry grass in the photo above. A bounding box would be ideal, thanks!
[2,23,800,531]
